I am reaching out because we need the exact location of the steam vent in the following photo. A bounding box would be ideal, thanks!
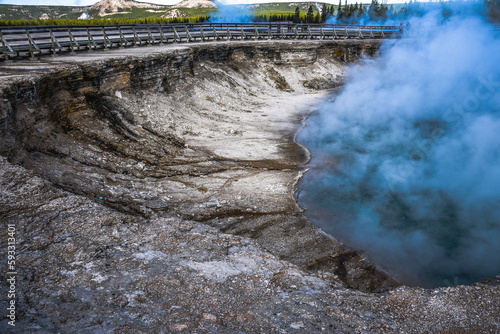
[0,39,499,332]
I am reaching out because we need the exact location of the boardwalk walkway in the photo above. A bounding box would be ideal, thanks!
[0,22,403,61]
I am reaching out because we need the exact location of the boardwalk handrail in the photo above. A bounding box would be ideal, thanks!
[0,22,403,61]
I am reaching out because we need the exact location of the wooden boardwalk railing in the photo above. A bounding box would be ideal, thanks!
[0,22,403,61]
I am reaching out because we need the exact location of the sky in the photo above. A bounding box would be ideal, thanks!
[0,0,421,7]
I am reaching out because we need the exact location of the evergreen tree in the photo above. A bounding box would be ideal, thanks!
[294,6,301,23]
[321,3,328,22]
[306,5,314,23]
[368,0,388,22]
[487,0,500,22]
[357,3,365,18]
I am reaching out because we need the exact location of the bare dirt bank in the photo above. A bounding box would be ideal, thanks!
[0,40,498,333]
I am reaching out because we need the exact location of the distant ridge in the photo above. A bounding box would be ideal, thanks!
[0,1,328,22]
[90,0,167,17]
[173,0,217,9]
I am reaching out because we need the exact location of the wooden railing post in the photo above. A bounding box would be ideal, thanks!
[102,27,110,50]
[26,28,40,60]
[50,29,61,56]
[199,25,205,41]
[240,25,245,39]
[66,28,80,54]
[158,26,166,44]
[132,27,140,47]
[118,26,127,48]
[86,27,97,51]
[185,25,193,42]
[212,24,219,40]
[0,31,13,62]
[173,26,180,42]
[147,26,155,45]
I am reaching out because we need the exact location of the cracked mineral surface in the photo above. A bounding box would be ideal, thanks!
[0,40,499,333]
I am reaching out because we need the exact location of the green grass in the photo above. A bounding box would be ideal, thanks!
[249,2,320,15]
[180,8,217,17]
[0,4,84,20]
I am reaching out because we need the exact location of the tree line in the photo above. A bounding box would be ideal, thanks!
[254,5,333,24]
[0,16,211,27]
[335,0,500,24]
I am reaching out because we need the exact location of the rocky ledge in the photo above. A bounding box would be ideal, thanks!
[0,40,498,332]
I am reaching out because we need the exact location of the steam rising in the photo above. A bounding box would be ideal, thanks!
[210,1,251,23]
[298,12,500,287]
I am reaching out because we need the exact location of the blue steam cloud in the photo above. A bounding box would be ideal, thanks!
[298,9,500,287]
[210,1,252,23]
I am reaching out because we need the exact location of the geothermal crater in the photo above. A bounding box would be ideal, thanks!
[0,40,499,332]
